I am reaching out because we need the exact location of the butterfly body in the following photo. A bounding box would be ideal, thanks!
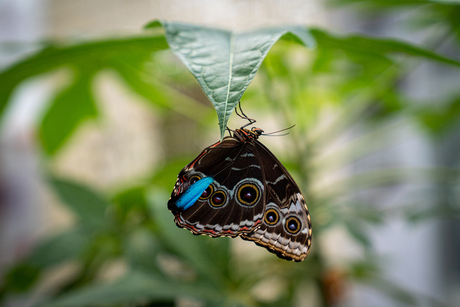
[168,127,312,261]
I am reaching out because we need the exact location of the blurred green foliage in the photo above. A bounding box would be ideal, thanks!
[1,1,460,306]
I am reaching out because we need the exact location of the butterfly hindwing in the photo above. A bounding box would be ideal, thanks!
[240,140,312,262]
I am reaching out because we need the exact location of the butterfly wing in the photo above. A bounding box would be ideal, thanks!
[168,137,266,237]
[241,140,312,262]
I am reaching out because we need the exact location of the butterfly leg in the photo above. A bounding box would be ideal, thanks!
[235,101,257,128]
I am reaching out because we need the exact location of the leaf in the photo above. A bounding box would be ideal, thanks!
[347,204,385,225]
[3,263,41,293]
[404,203,460,222]
[122,228,163,275]
[39,69,98,155]
[111,185,148,216]
[418,96,460,135]
[47,271,224,307]
[111,59,211,122]
[29,227,91,268]
[365,277,418,306]
[344,221,372,248]
[0,35,168,126]
[350,259,381,279]
[147,188,229,288]
[0,227,90,294]
[147,21,316,139]
[46,271,174,307]
[149,157,195,190]
[110,60,171,110]
[49,176,110,226]
[311,28,460,67]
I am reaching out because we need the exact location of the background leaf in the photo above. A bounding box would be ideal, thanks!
[0,35,169,150]
[49,176,111,226]
[39,69,98,155]
[47,271,223,307]
[47,271,168,307]
[311,28,460,67]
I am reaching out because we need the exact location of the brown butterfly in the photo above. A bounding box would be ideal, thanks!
[168,115,311,261]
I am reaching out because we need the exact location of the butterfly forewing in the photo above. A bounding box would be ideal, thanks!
[168,137,265,237]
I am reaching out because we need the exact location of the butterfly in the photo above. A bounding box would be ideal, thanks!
[167,123,312,262]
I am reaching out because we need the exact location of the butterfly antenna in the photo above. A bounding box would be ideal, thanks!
[262,124,296,137]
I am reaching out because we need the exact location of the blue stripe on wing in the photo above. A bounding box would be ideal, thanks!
[175,176,214,211]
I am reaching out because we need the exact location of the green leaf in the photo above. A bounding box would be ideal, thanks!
[123,228,163,275]
[49,176,110,226]
[110,60,171,109]
[0,227,90,295]
[147,188,229,288]
[149,157,195,190]
[148,21,316,139]
[47,271,223,307]
[0,35,168,126]
[404,203,460,222]
[350,259,381,279]
[29,227,91,268]
[144,20,163,29]
[47,271,173,307]
[365,278,418,306]
[311,28,460,67]
[344,221,372,248]
[418,96,460,135]
[111,185,151,225]
[347,204,385,225]
[39,69,98,155]
[112,186,148,213]
[3,263,41,293]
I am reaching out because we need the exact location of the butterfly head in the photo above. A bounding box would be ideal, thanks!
[251,127,264,136]
[233,127,264,142]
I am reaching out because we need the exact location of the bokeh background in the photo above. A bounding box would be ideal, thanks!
[1,1,460,306]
